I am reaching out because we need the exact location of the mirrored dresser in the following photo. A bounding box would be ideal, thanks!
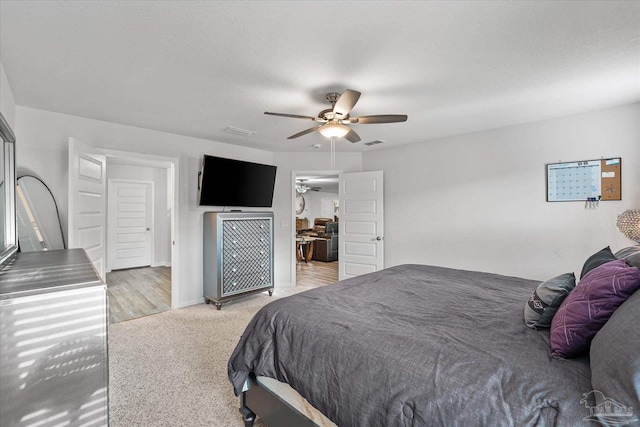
[0,249,109,426]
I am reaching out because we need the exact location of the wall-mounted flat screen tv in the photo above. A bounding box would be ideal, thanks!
[198,155,277,207]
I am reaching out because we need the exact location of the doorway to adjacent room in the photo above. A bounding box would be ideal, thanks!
[293,170,339,287]
[104,157,173,323]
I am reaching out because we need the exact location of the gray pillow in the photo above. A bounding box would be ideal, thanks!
[580,246,617,279]
[524,272,576,329]
[615,245,640,268]
[590,289,640,422]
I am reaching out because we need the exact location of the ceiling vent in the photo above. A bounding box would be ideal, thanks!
[364,140,385,146]
[225,126,257,136]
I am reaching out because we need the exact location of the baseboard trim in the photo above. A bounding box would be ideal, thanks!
[151,261,172,268]
[175,297,206,309]
[275,281,294,288]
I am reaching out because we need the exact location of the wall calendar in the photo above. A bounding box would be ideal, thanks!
[546,158,621,202]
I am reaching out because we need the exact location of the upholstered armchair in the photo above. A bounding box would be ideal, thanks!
[302,217,334,237]
[313,235,338,262]
[312,221,338,262]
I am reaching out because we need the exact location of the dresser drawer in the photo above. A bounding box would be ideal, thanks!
[222,219,271,237]
[222,270,272,296]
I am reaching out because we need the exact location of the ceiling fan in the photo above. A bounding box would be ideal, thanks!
[296,179,321,194]
[265,89,408,143]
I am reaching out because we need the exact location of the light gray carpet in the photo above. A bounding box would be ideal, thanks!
[108,286,316,426]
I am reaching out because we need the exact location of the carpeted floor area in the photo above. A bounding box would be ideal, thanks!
[108,286,316,426]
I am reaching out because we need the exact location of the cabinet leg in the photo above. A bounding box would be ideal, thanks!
[205,298,210,304]
[215,302,222,310]
[268,290,273,296]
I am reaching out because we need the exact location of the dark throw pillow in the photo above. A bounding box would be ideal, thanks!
[580,246,616,279]
[615,245,640,268]
[524,272,576,329]
[590,289,640,422]
[550,259,640,358]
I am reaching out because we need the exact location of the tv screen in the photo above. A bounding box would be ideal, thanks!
[198,155,277,207]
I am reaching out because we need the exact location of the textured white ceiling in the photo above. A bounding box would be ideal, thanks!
[1,1,638,153]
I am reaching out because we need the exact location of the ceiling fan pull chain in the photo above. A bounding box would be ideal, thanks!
[330,137,336,171]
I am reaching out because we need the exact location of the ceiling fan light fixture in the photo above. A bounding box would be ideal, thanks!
[318,122,350,139]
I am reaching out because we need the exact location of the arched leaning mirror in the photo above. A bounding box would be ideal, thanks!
[16,175,66,252]
[0,112,17,267]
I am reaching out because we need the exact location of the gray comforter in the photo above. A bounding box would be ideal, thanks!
[228,264,593,426]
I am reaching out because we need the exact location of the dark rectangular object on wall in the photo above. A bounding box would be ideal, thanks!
[546,157,621,202]
[198,155,277,207]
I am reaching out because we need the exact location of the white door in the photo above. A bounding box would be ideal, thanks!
[338,171,384,281]
[108,180,153,270]
[68,137,107,280]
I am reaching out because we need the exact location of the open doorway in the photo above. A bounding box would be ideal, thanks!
[293,170,340,287]
[104,155,174,323]
[68,140,179,323]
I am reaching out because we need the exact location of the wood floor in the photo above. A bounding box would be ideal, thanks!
[296,260,338,286]
[106,266,171,324]
[106,261,333,323]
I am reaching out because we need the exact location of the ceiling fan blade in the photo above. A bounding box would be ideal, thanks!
[333,89,361,116]
[265,112,317,121]
[350,114,408,124]
[287,125,321,139]
[344,128,361,143]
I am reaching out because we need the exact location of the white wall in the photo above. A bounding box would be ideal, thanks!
[0,62,16,129]
[303,190,339,224]
[106,162,170,268]
[14,99,636,300]
[13,106,361,303]
[363,102,640,280]
[272,152,362,287]
[15,106,274,307]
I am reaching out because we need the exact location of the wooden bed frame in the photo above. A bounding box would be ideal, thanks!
[240,374,318,427]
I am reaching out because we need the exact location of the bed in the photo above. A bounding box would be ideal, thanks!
[228,263,640,427]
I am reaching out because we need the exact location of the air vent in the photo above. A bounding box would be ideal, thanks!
[364,140,385,146]
[225,126,257,136]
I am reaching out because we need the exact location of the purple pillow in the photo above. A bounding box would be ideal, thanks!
[550,259,640,358]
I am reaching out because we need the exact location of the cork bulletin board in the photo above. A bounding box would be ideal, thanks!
[546,157,621,202]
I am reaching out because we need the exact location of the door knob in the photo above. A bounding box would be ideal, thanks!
[376,236,382,241]
[146,227,150,231]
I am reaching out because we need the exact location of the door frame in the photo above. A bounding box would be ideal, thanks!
[290,169,342,287]
[106,178,155,272]
[102,148,179,309]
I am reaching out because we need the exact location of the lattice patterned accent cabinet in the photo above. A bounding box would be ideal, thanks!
[203,212,274,309]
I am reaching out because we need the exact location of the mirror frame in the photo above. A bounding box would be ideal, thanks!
[16,174,67,251]
[0,112,17,267]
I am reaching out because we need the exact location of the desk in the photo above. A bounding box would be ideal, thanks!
[296,237,316,263]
